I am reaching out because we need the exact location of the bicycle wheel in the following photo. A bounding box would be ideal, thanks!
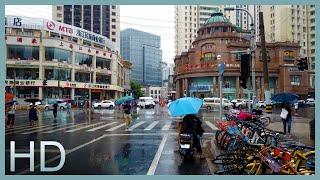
[297,152,315,175]
[217,131,228,147]
[245,157,263,175]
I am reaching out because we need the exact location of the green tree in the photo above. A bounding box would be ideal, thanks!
[130,81,143,99]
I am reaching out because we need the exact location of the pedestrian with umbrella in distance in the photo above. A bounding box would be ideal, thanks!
[271,93,298,137]
[53,102,58,119]
[24,98,41,127]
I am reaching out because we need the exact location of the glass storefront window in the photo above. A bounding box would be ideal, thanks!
[45,47,72,63]
[96,75,111,84]
[96,57,111,69]
[16,87,39,98]
[75,52,92,67]
[7,45,39,60]
[75,72,91,83]
[6,68,39,80]
[45,68,71,81]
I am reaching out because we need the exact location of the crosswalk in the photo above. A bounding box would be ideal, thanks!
[5,120,219,135]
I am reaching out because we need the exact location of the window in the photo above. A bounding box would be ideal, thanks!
[75,52,92,66]
[6,68,39,80]
[291,75,301,86]
[112,5,116,9]
[57,13,62,18]
[75,72,91,82]
[45,47,71,63]
[112,31,116,35]
[151,90,153,94]
[225,81,230,88]
[96,57,111,69]
[112,12,116,16]
[45,68,71,81]
[112,25,116,29]
[7,45,39,60]
[112,19,116,22]
[283,50,294,61]
[112,38,116,42]
[57,6,62,10]
[259,51,271,62]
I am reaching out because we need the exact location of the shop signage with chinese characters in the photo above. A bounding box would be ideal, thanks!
[5,79,41,86]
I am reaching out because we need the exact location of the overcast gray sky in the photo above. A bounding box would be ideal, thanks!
[5,5,175,64]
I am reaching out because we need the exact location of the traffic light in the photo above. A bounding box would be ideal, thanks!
[240,54,251,89]
[43,80,47,86]
[297,57,308,71]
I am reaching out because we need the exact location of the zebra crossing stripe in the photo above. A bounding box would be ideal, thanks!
[127,121,146,131]
[66,122,105,132]
[161,121,171,130]
[44,122,88,133]
[144,121,159,131]
[86,122,118,132]
[21,123,74,134]
[105,123,126,131]
[6,124,33,132]
[5,123,59,135]
[205,121,218,130]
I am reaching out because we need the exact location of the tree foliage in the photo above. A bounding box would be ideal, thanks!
[130,81,143,99]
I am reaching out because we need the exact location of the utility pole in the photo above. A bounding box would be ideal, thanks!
[259,12,272,113]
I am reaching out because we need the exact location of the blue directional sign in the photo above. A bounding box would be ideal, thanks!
[218,63,225,76]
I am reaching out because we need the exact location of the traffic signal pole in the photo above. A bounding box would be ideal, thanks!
[259,12,272,113]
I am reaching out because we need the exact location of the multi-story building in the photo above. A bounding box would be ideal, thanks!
[122,60,132,93]
[307,5,315,95]
[5,15,126,102]
[175,5,261,56]
[174,11,313,100]
[262,5,315,97]
[120,28,162,86]
[52,5,120,51]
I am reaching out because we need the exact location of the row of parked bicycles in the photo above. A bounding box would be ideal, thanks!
[211,109,315,175]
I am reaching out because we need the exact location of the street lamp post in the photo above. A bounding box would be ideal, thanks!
[224,7,256,110]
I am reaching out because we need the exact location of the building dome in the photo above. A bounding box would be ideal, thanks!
[204,10,230,25]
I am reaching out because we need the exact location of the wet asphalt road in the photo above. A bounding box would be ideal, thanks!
[5,105,222,175]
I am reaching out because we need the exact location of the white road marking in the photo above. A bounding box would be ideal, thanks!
[161,121,171,130]
[147,134,168,175]
[127,121,146,131]
[205,121,218,131]
[5,123,58,135]
[21,123,73,134]
[44,122,88,133]
[105,123,126,131]
[144,121,159,131]
[86,122,118,132]
[66,122,105,132]
[6,124,32,132]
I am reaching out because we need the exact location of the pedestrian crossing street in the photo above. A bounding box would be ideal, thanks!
[5,120,219,135]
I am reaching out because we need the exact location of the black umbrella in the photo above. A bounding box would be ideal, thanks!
[5,100,16,106]
[24,98,41,103]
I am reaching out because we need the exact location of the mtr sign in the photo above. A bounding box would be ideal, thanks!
[46,21,73,35]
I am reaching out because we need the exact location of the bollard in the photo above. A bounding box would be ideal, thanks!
[265,104,272,113]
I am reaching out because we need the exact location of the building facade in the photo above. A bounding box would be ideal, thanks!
[120,28,162,86]
[174,12,313,100]
[307,5,315,93]
[52,5,120,51]
[5,15,126,102]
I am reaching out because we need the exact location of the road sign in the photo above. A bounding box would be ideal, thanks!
[218,63,225,76]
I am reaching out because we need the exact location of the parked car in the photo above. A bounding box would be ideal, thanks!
[44,99,68,110]
[256,101,266,108]
[30,101,42,106]
[305,98,315,106]
[203,97,232,110]
[93,100,115,109]
[231,99,247,108]
[138,97,155,108]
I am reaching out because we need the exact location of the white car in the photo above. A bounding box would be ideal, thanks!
[231,99,247,108]
[203,97,232,110]
[305,98,315,106]
[138,97,155,108]
[93,100,115,109]
[256,101,266,108]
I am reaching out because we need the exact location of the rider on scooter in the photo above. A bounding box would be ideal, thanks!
[180,114,205,159]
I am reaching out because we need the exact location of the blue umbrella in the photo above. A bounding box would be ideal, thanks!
[115,96,134,105]
[271,93,299,104]
[168,97,203,117]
